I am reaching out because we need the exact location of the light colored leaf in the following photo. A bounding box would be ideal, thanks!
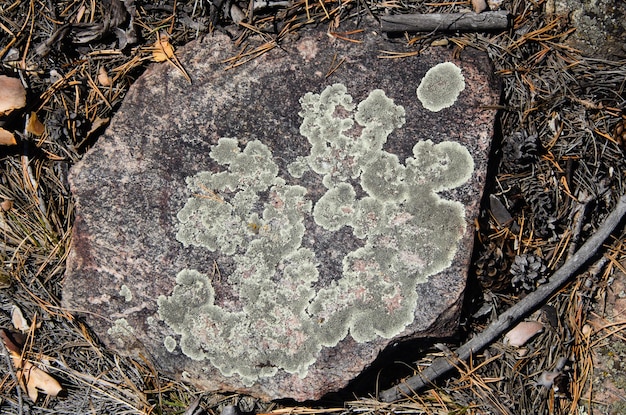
[1,329,63,402]
[0,199,12,212]
[0,75,26,116]
[27,112,45,136]
[18,359,63,401]
[150,34,191,82]
[152,34,176,63]
[11,305,29,333]
[97,66,112,87]
[0,127,17,145]
[504,321,544,347]
[472,0,488,13]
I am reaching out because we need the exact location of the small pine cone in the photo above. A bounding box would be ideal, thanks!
[614,118,626,150]
[501,131,540,172]
[510,253,548,292]
[475,243,509,291]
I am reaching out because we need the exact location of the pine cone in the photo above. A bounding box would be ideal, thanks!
[475,243,510,291]
[520,178,556,237]
[501,131,540,172]
[510,253,548,292]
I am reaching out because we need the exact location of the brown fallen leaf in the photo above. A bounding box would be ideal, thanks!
[97,66,112,87]
[0,75,26,116]
[150,34,191,82]
[86,116,110,139]
[1,328,63,402]
[0,127,17,145]
[1,199,13,212]
[472,0,488,13]
[504,321,544,347]
[18,359,64,401]
[27,112,46,136]
[152,34,175,63]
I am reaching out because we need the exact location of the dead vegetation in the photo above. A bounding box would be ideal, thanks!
[1,0,625,414]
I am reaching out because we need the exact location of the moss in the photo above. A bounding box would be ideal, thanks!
[416,62,465,112]
[158,83,474,385]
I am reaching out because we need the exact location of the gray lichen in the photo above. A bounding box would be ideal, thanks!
[107,318,135,348]
[416,62,465,112]
[164,336,177,353]
[119,284,132,302]
[158,84,474,385]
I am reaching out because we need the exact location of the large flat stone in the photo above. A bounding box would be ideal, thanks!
[63,26,499,401]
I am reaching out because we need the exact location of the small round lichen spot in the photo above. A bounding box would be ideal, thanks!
[164,336,177,353]
[119,284,132,302]
[416,62,465,112]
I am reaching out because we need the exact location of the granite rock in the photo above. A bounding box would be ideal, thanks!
[63,26,500,401]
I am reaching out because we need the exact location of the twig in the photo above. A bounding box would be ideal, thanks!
[2,341,24,415]
[566,191,593,260]
[379,193,626,402]
[380,11,511,33]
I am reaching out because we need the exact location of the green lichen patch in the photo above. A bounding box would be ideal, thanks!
[158,84,474,386]
[164,336,177,353]
[119,284,132,302]
[416,62,465,112]
[107,318,135,348]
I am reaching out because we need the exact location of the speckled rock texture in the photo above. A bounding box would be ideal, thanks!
[63,26,500,401]
[547,0,626,58]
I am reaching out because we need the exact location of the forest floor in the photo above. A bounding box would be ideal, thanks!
[1,0,626,414]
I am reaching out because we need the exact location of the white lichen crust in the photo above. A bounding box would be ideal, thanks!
[416,62,466,112]
[158,84,474,385]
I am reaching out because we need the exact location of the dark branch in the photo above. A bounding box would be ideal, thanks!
[381,11,511,33]
[379,193,626,402]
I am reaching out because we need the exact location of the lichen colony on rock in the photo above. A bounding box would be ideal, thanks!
[157,83,474,385]
[416,62,466,112]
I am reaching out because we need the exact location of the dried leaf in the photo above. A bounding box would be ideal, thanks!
[152,34,176,63]
[0,329,25,354]
[430,39,449,47]
[98,66,112,87]
[86,116,110,139]
[27,112,46,136]
[472,0,488,12]
[11,305,30,333]
[19,360,63,401]
[0,75,26,116]
[0,127,17,145]
[150,34,191,82]
[504,321,544,347]
[1,329,63,402]
[1,199,13,212]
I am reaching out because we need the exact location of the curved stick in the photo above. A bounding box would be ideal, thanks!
[379,194,626,402]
